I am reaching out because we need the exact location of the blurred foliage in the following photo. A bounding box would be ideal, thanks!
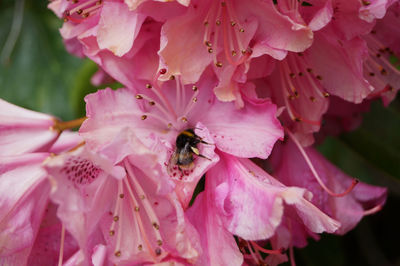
[0,1,399,266]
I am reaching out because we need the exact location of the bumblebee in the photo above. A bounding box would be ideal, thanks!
[168,129,209,174]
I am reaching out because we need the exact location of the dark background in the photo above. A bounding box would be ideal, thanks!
[1,1,399,265]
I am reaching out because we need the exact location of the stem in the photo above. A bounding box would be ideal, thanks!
[53,117,87,132]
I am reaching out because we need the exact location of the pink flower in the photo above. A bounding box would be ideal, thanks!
[80,71,283,206]
[0,99,59,156]
[158,0,313,85]
[270,139,387,235]
[45,142,201,265]
[186,151,340,265]
[0,153,51,265]
[364,2,400,105]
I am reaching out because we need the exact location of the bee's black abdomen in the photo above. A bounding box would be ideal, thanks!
[175,129,200,149]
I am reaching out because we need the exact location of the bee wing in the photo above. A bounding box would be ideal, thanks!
[167,151,179,175]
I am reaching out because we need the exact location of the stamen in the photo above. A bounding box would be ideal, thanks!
[363,204,383,216]
[123,177,158,260]
[286,128,359,197]
[57,224,66,266]
[250,241,286,255]
[52,117,87,132]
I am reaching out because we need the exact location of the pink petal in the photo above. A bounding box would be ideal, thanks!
[271,140,387,235]
[97,2,146,56]
[0,153,50,262]
[0,99,59,156]
[187,192,243,266]
[209,153,340,240]
[200,97,284,159]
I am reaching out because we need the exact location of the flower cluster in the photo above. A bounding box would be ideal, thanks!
[1,0,398,265]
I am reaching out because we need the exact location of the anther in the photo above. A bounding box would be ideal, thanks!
[216,20,221,26]
[138,245,143,251]
[141,115,147,120]
[82,13,89,18]
[215,62,223,67]
[380,68,387,75]
[119,194,124,198]
[204,21,209,26]
[205,41,212,47]
[307,68,312,72]
[192,97,198,103]
[316,75,323,80]
[231,21,236,27]
[155,248,162,256]
[369,72,375,76]
[167,123,173,128]
[192,85,198,91]
[221,1,226,7]
[181,117,188,123]
[114,251,121,257]
[149,101,155,106]
[135,94,143,99]
[323,92,330,97]
[113,216,119,222]
[77,9,83,14]
[169,75,175,80]
[232,50,237,56]
[134,206,140,212]
[239,28,245,32]
[157,240,163,246]
[109,230,115,236]
[153,222,160,230]
[208,48,213,53]
[140,195,145,200]
[289,73,296,78]
[294,117,302,122]
[310,96,316,102]
[146,83,152,89]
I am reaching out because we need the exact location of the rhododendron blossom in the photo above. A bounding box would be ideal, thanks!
[1,0,398,264]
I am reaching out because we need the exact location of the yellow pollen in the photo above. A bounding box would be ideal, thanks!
[192,85,198,91]
[119,194,124,198]
[109,230,115,236]
[241,49,247,55]
[208,48,213,53]
[215,62,223,67]
[232,50,237,56]
[323,92,330,97]
[169,75,175,80]
[231,21,236,27]
[216,20,221,26]
[310,96,316,102]
[77,9,83,14]
[114,251,121,257]
[135,95,143,99]
[157,240,163,246]
[134,206,140,212]
[167,123,173,128]
[192,97,198,103]
[146,83,152,89]
[239,28,244,33]
[141,115,147,120]
[205,41,212,47]
[113,216,119,222]
[149,101,155,106]
[181,117,188,123]
[138,245,143,251]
